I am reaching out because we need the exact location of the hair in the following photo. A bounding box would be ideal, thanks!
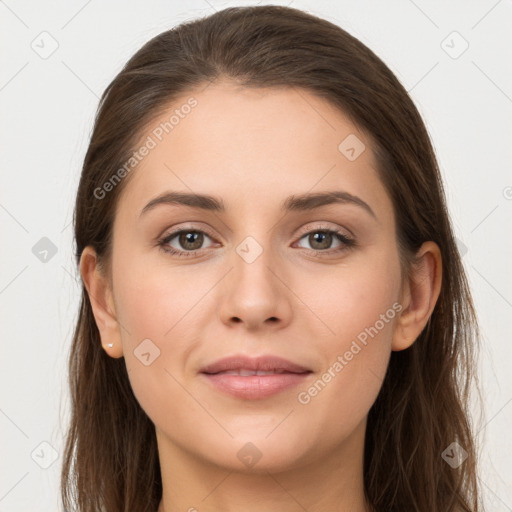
[61,5,481,511]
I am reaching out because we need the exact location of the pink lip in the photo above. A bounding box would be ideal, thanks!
[199,355,312,400]
[200,354,311,374]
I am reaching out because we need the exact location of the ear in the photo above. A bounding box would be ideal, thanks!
[79,246,124,358]
[392,241,442,351]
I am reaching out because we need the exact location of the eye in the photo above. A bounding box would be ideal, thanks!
[158,229,216,257]
[295,228,355,254]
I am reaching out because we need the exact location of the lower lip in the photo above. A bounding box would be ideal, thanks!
[201,372,311,399]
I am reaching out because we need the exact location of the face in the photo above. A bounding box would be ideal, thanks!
[102,81,405,473]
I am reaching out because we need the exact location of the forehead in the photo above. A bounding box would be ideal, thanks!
[117,81,392,221]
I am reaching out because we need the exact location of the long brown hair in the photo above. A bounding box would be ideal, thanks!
[61,6,481,511]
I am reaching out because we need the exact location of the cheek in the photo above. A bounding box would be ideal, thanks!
[298,242,402,348]
[110,253,204,411]
[293,340,391,460]
[113,249,205,342]
[291,246,401,432]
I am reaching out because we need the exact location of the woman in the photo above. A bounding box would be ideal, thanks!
[61,5,481,511]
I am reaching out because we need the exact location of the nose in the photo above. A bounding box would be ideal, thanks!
[217,244,293,332]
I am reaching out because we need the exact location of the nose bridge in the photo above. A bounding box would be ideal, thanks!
[217,230,292,330]
[232,233,280,305]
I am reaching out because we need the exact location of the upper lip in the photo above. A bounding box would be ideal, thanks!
[200,355,311,374]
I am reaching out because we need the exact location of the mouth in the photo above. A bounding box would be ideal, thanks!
[200,354,311,374]
[205,369,302,376]
[199,355,313,399]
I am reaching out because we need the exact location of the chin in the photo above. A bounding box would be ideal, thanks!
[199,431,315,475]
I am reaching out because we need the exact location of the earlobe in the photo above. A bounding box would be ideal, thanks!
[79,246,124,358]
[392,241,442,351]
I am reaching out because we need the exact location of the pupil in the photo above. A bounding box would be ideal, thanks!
[180,231,203,250]
[311,231,331,250]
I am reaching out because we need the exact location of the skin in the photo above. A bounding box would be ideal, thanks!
[80,81,442,512]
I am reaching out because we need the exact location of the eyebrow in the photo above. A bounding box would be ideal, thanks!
[139,190,376,219]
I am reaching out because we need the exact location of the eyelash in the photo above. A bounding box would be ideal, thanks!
[157,225,356,258]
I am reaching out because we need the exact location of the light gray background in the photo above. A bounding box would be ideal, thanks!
[1,1,511,510]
